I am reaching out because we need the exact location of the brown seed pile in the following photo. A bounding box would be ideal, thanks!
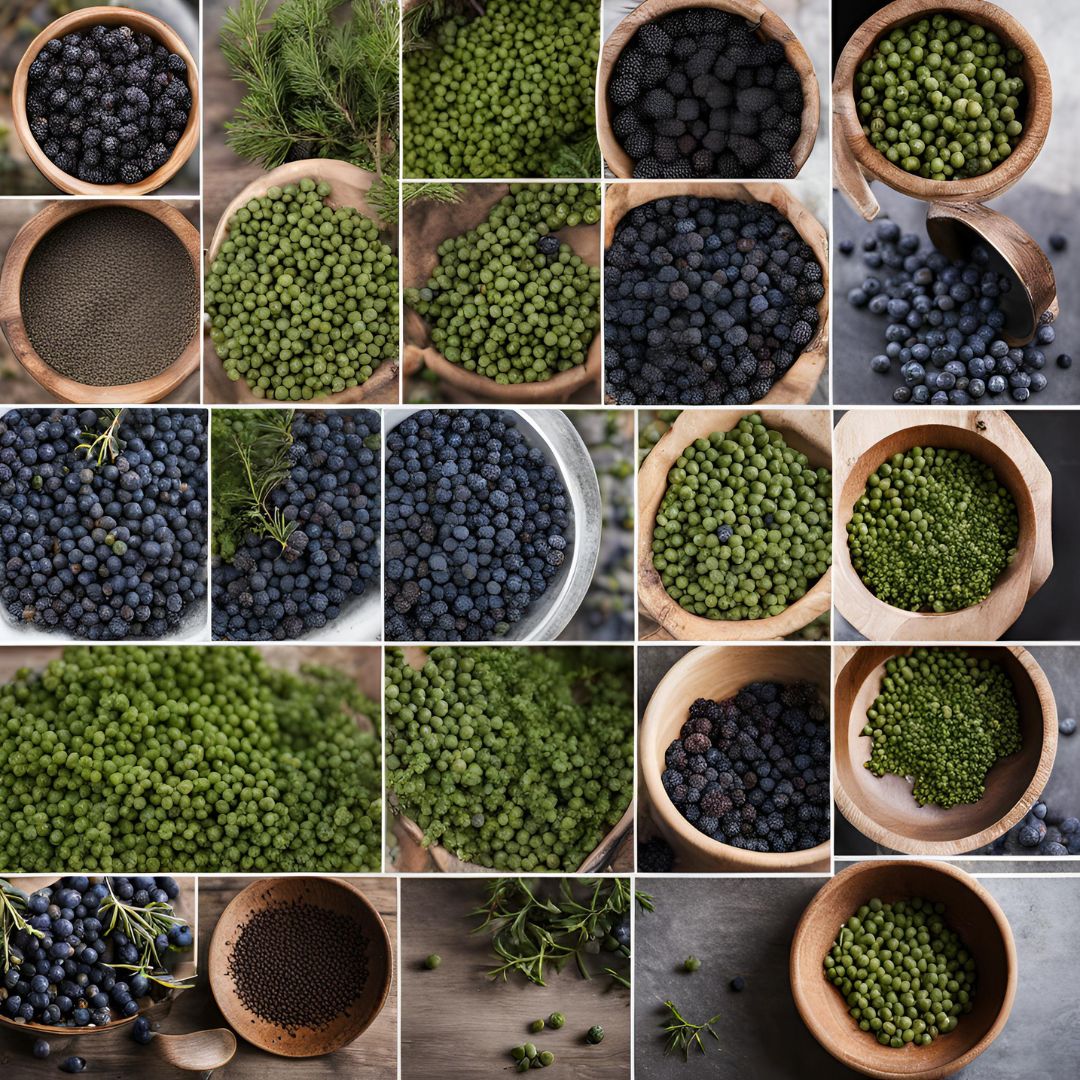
[20,205,198,386]
[227,900,370,1035]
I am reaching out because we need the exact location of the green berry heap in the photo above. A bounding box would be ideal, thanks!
[205,178,397,401]
[864,648,1021,808]
[385,646,633,870]
[403,0,599,178]
[651,414,831,621]
[857,15,1025,180]
[824,897,976,1047]
[0,647,381,872]
[405,184,601,383]
[846,447,1018,612]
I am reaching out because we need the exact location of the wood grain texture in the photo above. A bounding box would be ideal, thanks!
[832,0,1052,219]
[597,0,820,179]
[833,645,1057,856]
[832,409,1053,642]
[400,878,630,1080]
[637,408,833,640]
[790,861,1016,1079]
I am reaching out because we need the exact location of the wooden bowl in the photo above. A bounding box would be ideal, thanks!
[209,876,393,1057]
[834,645,1057,855]
[0,200,200,404]
[833,409,1053,643]
[833,0,1052,221]
[640,644,831,871]
[204,159,399,406]
[604,181,829,405]
[12,7,199,196]
[403,183,601,404]
[791,860,1017,1079]
[598,0,820,179]
[638,408,832,640]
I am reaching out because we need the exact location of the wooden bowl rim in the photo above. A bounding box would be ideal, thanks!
[12,6,200,197]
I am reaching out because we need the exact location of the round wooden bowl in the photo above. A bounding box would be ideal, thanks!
[638,408,832,640]
[0,200,200,404]
[640,644,831,872]
[403,183,601,404]
[209,876,393,1058]
[834,645,1057,855]
[598,0,819,179]
[791,860,1017,1079]
[833,409,1053,643]
[12,7,199,196]
[204,159,399,406]
[604,181,828,405]
[833,0,1052,221]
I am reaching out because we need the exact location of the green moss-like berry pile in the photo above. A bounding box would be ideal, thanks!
[863,648,1022,808]
[385,646,633,871]
[205,178,397,401]
[846,447,1018,612]
[0,646,381,872]
[405,184,601,383]
[824,897,976,1047]
[403,0,599,178]
[651,414,831,621]
[857,15,1025,180]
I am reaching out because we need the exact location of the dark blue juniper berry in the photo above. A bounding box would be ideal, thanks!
[384,409,570,641]
[0,408,206,639]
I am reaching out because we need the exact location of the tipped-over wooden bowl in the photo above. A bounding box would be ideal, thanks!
[638,408,832,640]
[604,181,829,405]
[833,0,1052,221]
[833,409,1053,643]
[13,7,199,196]
[209,876,392,1058]
[834,645,1057,855]
[791,860,1017,1078]
[204,159,399,406]
[640,644,831,871]
[598,0,820,179]
[402,183,601,404]
[0,200,200,404]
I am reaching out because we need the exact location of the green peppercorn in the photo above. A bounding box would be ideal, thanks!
[548,1012,566,1029]
[517,1060,531,1073]
[530,1019,545,1033]
[683,955,702,972]
[586,1025,604,1045]
[511,1046,527,1061]
[424,954,441,970]
[525,1043,538,1060]
[539,1051,555,1066]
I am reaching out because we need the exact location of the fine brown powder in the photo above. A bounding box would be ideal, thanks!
[20,205,199,386]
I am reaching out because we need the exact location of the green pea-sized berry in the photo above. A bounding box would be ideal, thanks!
[683,956,702,972]
[586,1025,604,1045]
[530,1019,545,1034]
[539,1051,555,1066]
[548,1012,566,1029]
[424,954,441,970]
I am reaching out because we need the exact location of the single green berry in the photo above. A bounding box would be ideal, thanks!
[586,1025,604,1045]
[539,1051,555,1066]
[683,955,702,972]
[530,1019,545,1034]
[424,954,441,970]
[548,1012,566,1029]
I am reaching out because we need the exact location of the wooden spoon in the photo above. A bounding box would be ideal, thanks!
[152,1029,237,1072]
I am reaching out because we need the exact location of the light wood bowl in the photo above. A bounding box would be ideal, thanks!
[598,0,819,179]
[12,7,199,196]
[833,0,1052,221]
[791,860,1017,1079]
[640,644,831,871]
[834,645,1057,855]
[833,410,1053,643]
[209,876,392,1058]
[604,181,829,405]
[0,199,200,404]
[403,183,601,403]
[204,159,399,406]
[638,408,832,640]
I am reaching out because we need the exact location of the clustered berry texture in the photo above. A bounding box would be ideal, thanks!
[384,410,570,641]
[25,23,192,186]
[984,799,1080,856]
[848,447,1018,612]
[403,0,599,178]
[605,197,823,405]
[652,414,831,621]
[607,8,803,179]
[386,646,633,870]
[0,408,207,640]
[660,681,830,853]
[846,219,1057,404]
[405,185,601,384]
[864,649,1021,809]
[0,646,381,872]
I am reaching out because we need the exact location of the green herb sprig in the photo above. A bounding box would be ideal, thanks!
[0,880,43,971]
[98,880,194,991]
[76,408,125,466]
[660,999,721,1061]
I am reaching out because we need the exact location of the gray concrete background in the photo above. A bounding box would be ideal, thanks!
[634,874,1080,1078]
